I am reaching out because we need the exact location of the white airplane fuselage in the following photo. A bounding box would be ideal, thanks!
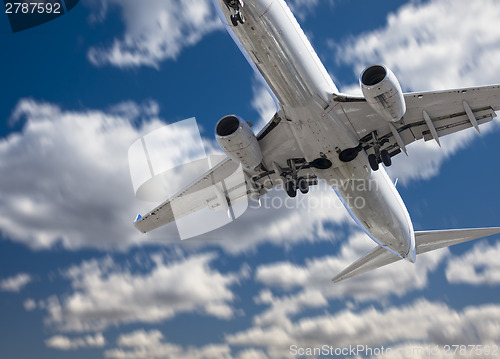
[213,0,416,261]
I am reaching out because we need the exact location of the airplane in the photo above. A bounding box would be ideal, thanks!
[133,0,500,282]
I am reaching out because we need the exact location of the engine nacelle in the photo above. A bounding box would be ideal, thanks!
[216,115,263,170]
[360,64,406,122]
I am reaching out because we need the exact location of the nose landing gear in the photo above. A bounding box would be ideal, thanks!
[278,158,327,198]
[224,0,245,26]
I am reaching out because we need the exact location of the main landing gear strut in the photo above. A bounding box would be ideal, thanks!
[279,157,331,198]
[224,0,245,26]
[338,131,392,172]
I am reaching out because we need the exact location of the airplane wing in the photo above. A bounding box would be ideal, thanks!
[331,85,500,157]
[134,157,250,234]
[332,227,500,283]
[134,113,314,234]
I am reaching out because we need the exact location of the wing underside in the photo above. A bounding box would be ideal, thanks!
[332,85,500,158]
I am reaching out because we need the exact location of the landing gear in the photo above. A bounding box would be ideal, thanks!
[267,158,321,198]
[236,12,245,24]
[340,131,393,172]
[230,12,244,26]
[381,149,392,167]
[298,177,309,194]
[368,154,379,171]
[231,15,238,27]
[230,15,238,26]
[286,180,297,198]
[225,0,245,26]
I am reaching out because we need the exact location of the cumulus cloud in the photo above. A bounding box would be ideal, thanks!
[338,0,500,91]
[255,232,447,304]
[0,273,32,292]
[41,253,239,332]
[24,298,37,311]
[85,0,222,68]
[446,241,500,285]
[0,99,181,251]
[334,0,500,184]
[227,300,500,358]
[250,80,278,133]
[45,333,106,350]
[286,0,319,20]
[104,329,232,359]
[387,121,499,184]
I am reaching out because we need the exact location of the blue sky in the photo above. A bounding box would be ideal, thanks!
[1,0,500,358]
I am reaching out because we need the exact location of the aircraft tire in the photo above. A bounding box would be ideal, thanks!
[298,177,309,194]
[381,150,392,167]
[368,154,379,171]
[231,15,239,27]
[286,180,297,198]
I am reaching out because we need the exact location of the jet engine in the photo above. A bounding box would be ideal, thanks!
[216,115,263,170]
[360,65,406,122]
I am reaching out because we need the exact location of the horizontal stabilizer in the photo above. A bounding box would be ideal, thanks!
[414,227,500,254]
[333,227,500,283]
[332,245,400,283]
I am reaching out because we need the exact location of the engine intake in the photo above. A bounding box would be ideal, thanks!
[360,64,406,122]
[216,115,240,137]
[216,115,263,170]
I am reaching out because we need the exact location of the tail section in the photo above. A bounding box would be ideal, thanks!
[333,227,500,283]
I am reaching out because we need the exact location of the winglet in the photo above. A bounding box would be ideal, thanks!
[134,214,142,222]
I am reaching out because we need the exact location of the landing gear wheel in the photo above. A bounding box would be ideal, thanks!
[298,177,309,194]
[381,150,392,167]
[230,15,238,27]
[368,154,379,171]
[286,180,297,198]
[236,12,245,24]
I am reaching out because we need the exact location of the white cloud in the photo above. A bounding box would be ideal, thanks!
[334,0,500,184]
[0,273,32,292]
[104,329,231,359]
[235,349,270,359]
[227,300,500,358]
[387,120,499,184]
[24,298,37,311]
[287,0,319,20]
[446,241,500,285]
[85,0,222,68]
[45,333,106,350]
[41,253,239,332]
[246,231,452,341]
[253,289,327,327]
[0,99,181,251]
[338,0,500,91]
[250,80,278,134]
[255,232,447,302]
